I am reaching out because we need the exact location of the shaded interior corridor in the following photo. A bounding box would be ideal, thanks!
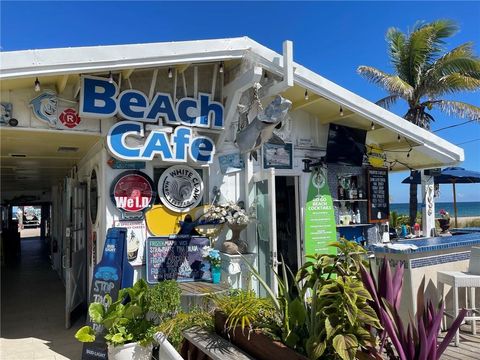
[1,233,83,359]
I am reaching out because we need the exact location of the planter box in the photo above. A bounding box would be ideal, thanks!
[107,342,152,360]
[214,311,308,360]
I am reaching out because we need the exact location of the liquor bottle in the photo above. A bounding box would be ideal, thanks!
[355,209,361,224]
[338,184,345,200]
[349,177,358,199]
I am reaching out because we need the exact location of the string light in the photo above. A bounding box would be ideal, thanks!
[304,90,309,100]
[168,67,173,78]
[108,72,114,83]
[34,78,41,92]
[340,106,344,116]
[371,122,375,130]
[219,62,224,73]
[397,134,401,142]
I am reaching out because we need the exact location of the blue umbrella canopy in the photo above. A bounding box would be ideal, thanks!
[401,167,480,227]
[401,167,480,184]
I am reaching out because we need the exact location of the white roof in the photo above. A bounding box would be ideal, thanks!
[0,36,464,167]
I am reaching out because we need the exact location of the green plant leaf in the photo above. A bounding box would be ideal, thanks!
[288,298,306,327]
[109,333,125,345]
[124,305,142,320]
[75,326,96,343]
[306,337,327,359]
[333,334,359,360]
[88,302,105,323]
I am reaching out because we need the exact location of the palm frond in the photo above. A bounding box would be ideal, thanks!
[402,20,459,87]
[357,66,413,98]
[375,95,400,110]
[429,42,480,77]
[386,27,406,74]
[430,100,480,121]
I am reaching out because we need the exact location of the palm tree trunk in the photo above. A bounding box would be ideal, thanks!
[409,171,418,226]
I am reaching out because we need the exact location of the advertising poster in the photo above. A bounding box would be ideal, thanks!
[113,220,147,266]
[304,167,337,256]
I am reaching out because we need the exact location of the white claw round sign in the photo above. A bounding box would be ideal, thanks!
[158,165,204,213]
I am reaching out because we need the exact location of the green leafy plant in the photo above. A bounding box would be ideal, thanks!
[243,238,382,360]
[146,280,181,323]
[211,289,278,336]
[75,279,155,347]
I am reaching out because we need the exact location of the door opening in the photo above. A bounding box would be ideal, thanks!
[275,176,300,274]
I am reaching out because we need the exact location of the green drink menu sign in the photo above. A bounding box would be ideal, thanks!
[304,167,337,256]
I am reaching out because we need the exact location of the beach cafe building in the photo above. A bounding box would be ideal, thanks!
[0,37,464,327]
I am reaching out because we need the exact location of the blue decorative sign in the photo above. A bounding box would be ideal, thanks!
[107,157,146,170]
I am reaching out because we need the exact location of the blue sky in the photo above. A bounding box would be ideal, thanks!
[1,1,479,203]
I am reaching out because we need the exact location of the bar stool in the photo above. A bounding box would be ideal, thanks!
[437,247,480,346]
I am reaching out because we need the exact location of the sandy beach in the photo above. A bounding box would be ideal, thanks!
[452,216,480,227]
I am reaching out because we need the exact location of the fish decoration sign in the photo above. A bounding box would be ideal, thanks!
[235,95,292,160]
[30,90,82,129]
[79,75,224,164]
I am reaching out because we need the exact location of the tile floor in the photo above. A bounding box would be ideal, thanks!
[1,234,84,359]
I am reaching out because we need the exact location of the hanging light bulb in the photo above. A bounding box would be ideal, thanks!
[409,174,413,180]
[371,122,375,130]
[34,77,41,92]
[407,150,411,158]
[108,71,114,83]
[304,90,309,100]
[340,106,344,116]
[219,62,224,73]
[168,67,173,78]
[264,71,268,79]
[397,134,401,142]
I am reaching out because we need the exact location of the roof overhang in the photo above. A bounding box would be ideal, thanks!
[0,37,464,171]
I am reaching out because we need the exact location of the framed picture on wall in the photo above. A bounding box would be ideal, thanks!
[263,142,293,169]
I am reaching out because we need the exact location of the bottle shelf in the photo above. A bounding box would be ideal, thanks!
[336,223,373,228]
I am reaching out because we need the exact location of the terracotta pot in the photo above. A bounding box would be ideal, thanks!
[214,310,308,360]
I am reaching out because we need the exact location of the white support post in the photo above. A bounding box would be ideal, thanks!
[421,170,436,237]
[260,40,294,99]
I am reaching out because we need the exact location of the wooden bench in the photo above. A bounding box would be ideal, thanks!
[182,327,254,360]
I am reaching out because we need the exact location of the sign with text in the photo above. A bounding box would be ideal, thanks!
[113,220,147,266]
[146,235,209,284]
[110,171,155,217]
[367,168,389,223]
[158,165,204,213]
[304,168,337,257]
[79,75,223,163]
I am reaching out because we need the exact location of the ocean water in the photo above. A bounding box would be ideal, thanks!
[390,202,480,217]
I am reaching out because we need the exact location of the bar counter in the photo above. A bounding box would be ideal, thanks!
[371,231,480,323]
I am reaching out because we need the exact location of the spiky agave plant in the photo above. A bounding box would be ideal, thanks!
[357,19,480,226]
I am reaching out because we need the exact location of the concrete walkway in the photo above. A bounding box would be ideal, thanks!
[1,234,83,359]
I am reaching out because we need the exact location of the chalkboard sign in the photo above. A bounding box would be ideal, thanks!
[146,235,210,284]
[367,168,389,223]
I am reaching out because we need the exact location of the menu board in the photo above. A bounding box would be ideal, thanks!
[146,235,210,284]
[367,168,389,223]
[304,168,337,257]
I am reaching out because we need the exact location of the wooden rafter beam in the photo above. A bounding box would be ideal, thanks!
[122,69,135,80]
[291,94,326,111]
[56,75,69,94]
[318,110,355,124]
[176,64,191,74]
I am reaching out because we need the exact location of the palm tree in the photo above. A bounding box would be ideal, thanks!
[358,19,480,226]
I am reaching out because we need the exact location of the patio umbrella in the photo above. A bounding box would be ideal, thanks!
[402,167,480,227]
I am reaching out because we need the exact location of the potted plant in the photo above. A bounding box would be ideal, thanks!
[202,246,222,283]
[75,279,155,360]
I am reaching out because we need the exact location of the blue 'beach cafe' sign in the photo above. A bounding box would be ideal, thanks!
[79,75,224,163]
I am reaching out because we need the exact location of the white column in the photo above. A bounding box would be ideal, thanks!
[421,170,435,237]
